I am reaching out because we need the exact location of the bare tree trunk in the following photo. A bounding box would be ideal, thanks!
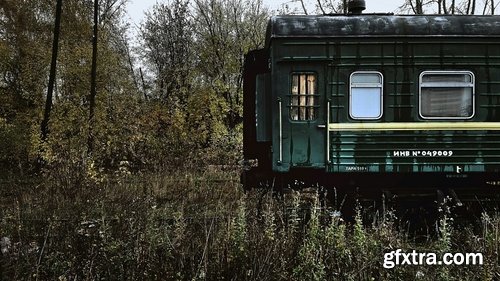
[442,0,449,14]
[472,0,476,14]
[409,0,424,14]
[466,0,471,14]
[299,0,308,14]
[452,0,455,13]
[41,0,62,143]
[88,0,98,156]
[409,0,417,14]
[491,0,495,14]
[343,0,347,13]
[317,0,326,14]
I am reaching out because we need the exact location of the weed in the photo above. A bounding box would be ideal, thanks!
[0,171,499,280]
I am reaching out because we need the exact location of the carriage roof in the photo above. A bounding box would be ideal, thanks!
[266,14,500,45]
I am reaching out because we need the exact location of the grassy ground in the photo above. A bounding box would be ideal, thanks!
[0,169,499,280]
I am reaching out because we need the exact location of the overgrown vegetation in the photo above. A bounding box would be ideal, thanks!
[1,171,499,280]
[0,0,268,176]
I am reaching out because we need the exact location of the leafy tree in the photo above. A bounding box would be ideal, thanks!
[1,0,142,174]
[0,0,53,173]
[192,0,269,130]
[1,0,271,175]
[139,0,269,165]
[140,0,193,103]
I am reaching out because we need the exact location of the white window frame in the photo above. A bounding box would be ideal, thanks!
[349,71,384,120]
[419,71,475,120]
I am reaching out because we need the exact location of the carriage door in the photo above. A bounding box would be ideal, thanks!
[282,64,326,169]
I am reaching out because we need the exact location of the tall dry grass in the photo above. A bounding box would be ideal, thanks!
[0,169,499,280]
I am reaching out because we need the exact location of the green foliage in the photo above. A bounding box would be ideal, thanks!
[191,0,269,129]
[141,0,192,102]
[0,0,268,176]
[0,0,52,173]
[230,198,247,259]
[293,199,326,281]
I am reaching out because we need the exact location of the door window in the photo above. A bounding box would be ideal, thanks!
[290,73,318,121]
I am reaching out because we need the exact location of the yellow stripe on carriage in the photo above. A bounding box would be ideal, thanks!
[328,122,500,131]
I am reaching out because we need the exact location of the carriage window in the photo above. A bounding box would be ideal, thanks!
[419,71,474,119]
[350,72,383,120]
[290,73,317,121]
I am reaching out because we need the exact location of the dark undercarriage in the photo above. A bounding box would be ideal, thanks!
[242,167,500,202]
[242,168,500,234]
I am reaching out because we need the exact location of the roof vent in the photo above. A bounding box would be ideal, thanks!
[348,0,366,15]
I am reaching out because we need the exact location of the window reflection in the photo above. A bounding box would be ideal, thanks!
[420,72,474,119]
[350,72,383,120]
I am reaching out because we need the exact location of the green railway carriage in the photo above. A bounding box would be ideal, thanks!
[242,10,500,193]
